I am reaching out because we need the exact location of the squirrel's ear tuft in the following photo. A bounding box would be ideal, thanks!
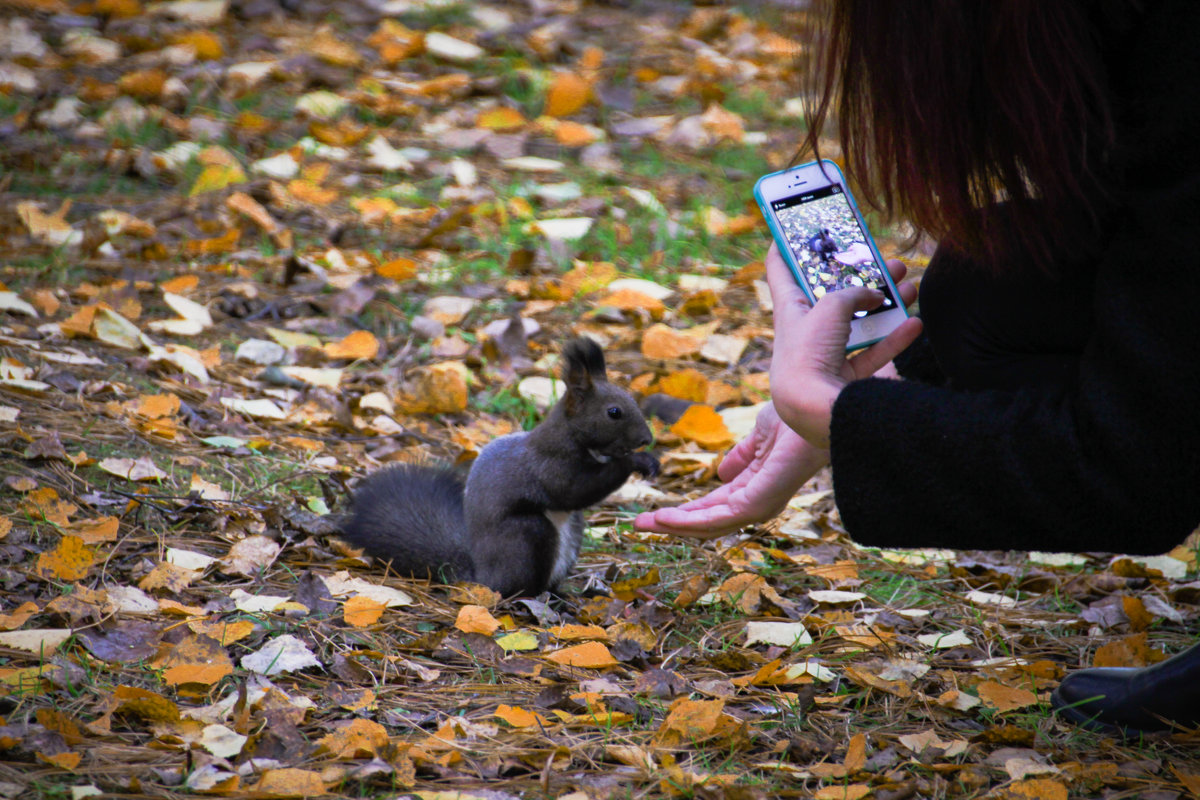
[562,337,607,382]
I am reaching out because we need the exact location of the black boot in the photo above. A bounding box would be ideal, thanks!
[1051,641,1200,735]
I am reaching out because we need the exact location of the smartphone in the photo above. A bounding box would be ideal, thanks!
[754,160,908,350]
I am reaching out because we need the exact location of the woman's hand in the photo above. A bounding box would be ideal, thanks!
[633,402,828,538]
[766,243,923,447]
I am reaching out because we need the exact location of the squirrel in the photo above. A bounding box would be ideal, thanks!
[339,337,660,596]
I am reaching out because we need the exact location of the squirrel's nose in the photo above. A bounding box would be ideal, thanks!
[636,430,652,449]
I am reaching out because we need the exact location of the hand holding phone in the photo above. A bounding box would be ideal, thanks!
[754,160,909,350]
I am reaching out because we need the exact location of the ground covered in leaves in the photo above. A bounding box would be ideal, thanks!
[1,0,1199,798]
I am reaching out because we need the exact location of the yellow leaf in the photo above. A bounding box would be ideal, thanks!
[323,330,380,361]
[656,369,709,403]
[188,618,256,646]
[598,288,665,316]
[117,68,167,100]
[114,686,182,722]
[544,72,592,117]
[0,602,38,631]
[171,30,223,60]
[189,163,247,196]
[396,363,469,415]
[343,595,385,628]
[976,681,1039,713]
[136,393,180,419]
[549,624,607,641]
[545,641,618,669]
[377,257,418,281]
[455,605,500,635]
[477,107,528,132]
[670,405,734,450]
[37,751,81,770]
[654,698,739,747]
[287,179,339,205]
[36,536,95,582]
[1002,779,1068,800]
[184,227,242,256]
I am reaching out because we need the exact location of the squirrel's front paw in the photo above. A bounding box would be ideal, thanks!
[632,452,660,478]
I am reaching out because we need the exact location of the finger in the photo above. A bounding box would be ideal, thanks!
[716,434,756,482]
[635,506,745,539]
[764,241,813,310]
[884,258,908,284]
[806,286,886,324]
[850,317,924,379]
[898,279,918,308]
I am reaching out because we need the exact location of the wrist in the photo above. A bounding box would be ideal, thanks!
[776,379,840,450]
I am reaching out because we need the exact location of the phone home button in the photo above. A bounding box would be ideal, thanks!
[859,319,876,335]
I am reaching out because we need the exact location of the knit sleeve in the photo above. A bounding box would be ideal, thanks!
[827,1,1200,555]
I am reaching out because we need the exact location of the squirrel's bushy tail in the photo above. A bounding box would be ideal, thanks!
[340,464,473,583]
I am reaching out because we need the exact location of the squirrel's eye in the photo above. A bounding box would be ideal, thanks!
[607,406,623,420]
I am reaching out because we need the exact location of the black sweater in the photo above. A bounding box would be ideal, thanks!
[828,0,1200,555]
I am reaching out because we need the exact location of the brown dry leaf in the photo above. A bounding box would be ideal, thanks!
[324,330,380,361]
[544,71,592,117]
[310,29,362,67]
[545,641,618,669]
[670,405,734,450]
[343,595,386,628]
[117,68,166,100]
[495,704,551,728]
[220,535,281,576]
[976,681,1038,713]
[161,275,199,294]
[642,323,704,360]
[226,191,281,235]
[16,200,77,247]
[37,751,81,770]
[455,605,501,635]
[287,179,339,205]
[316,718,389,759]
[22,487,77,526]
[36,536,96,582]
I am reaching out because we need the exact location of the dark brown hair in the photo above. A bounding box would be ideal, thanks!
[802,1,1119,272]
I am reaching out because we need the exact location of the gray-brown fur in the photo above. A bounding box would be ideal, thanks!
[339,337,658,596]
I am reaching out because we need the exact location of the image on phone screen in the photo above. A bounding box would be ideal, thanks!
[769,185,898,316]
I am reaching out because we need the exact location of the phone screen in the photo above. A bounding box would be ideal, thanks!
[768,184,898,316]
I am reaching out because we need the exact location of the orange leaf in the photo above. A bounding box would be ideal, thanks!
[545,641,618,669]
[117,68,166,100]
[455,605,500,635]
[136,393,180,419]
[171,30,223,60]
[599,288,665,316]
[316,718,389,759]
[377,258,418,281]
[287,180,339,205]
[163,662,234,687]
[343,595,385,628]
[36,536,95,582]
[814,786,871,800]
[1093,632,1166,668]
[552,120,600,147]
[0,602,39,631]
[641,323,703,360]
[188,619,255,646]
[976,681,1038,713]
[670,405,734,450]
[184,227,242,256]
[252,768,326,796]
[66,516,119,544]
[323,330,379,361]
[396,363,469,415]
[544,72,592,117]
[1121,595,1153,632]
[495,704,551,728]
[1001,779,1068,800]
[37,751,81,770]
[654,698,737,747]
